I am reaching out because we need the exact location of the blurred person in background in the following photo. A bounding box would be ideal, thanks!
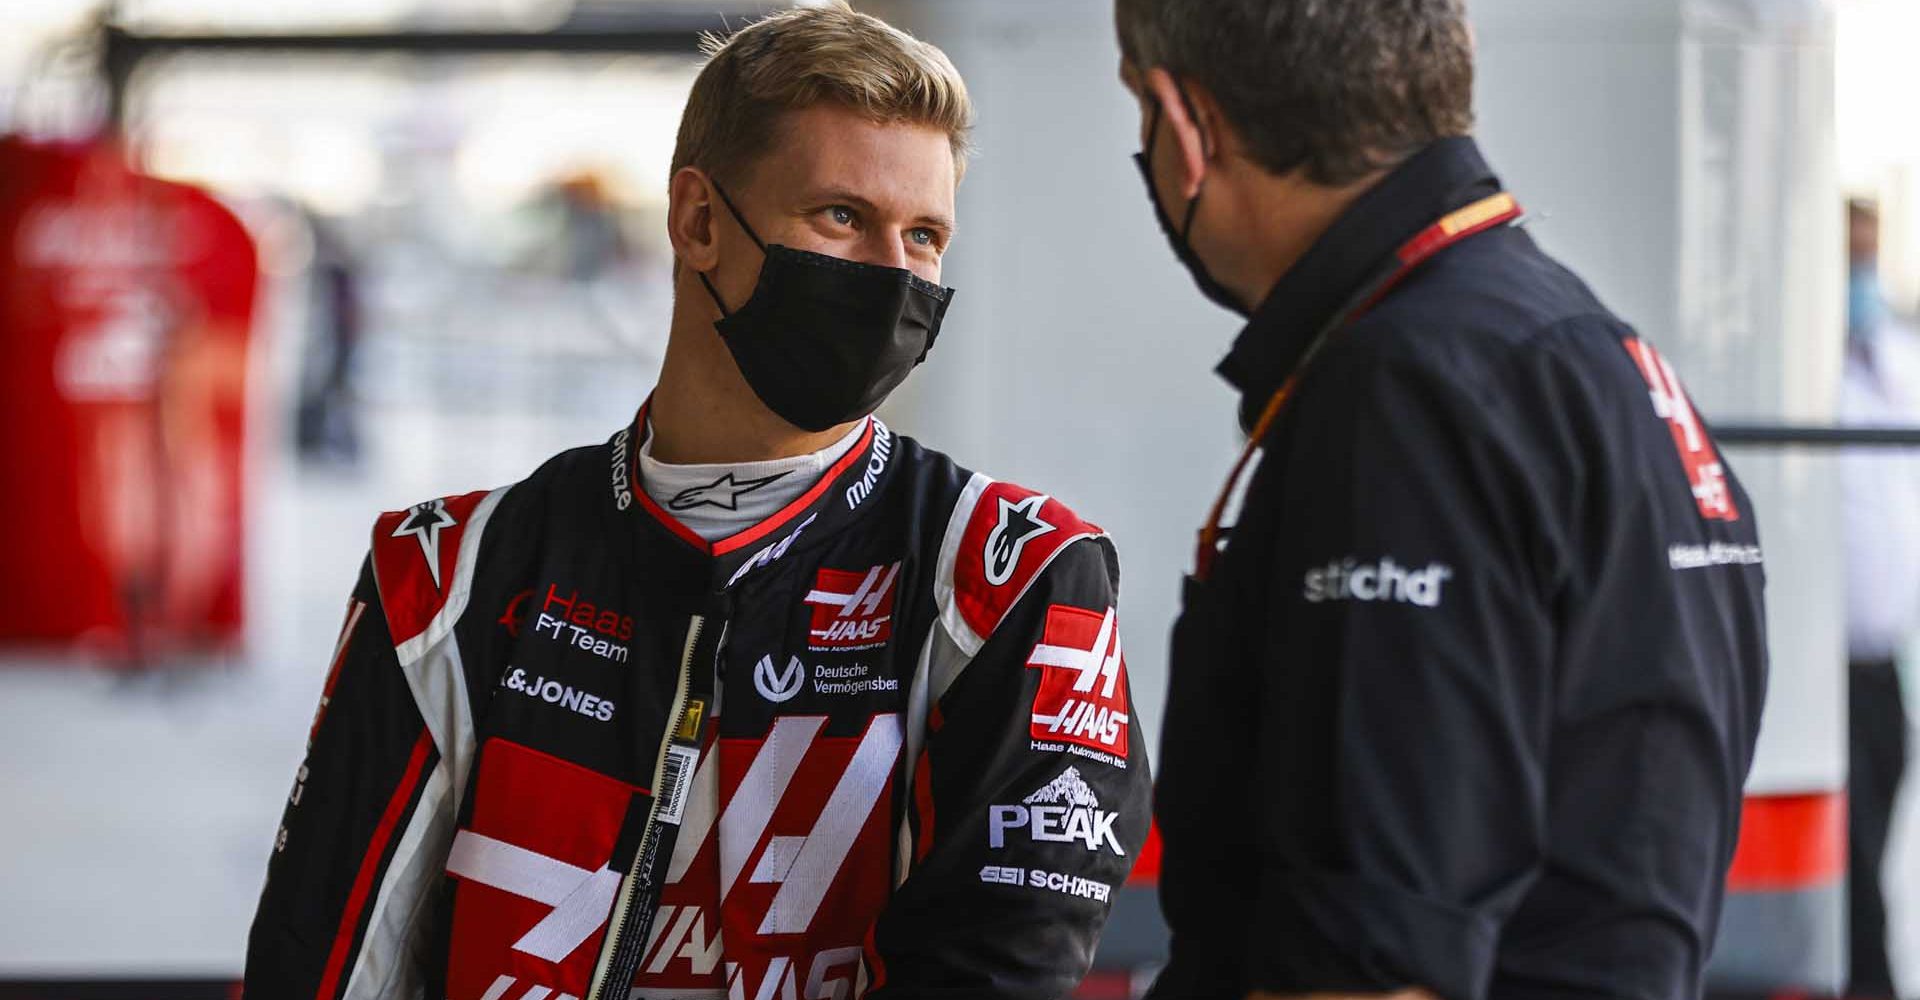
[295,211,363,465]
[1118,1,1769,997]
[242,5,1149,999]
[1841,197,1918,1000]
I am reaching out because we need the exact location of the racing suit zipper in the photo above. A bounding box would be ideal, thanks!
[585,613,706,1000]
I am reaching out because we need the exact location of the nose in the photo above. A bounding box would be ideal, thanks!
[858,230,912,272]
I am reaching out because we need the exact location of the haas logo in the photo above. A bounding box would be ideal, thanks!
[1026,605,1130,759]
[755,654,805,703]
[984,494,1055,587]
[804,563,900,651]
[1624,337,1739,522]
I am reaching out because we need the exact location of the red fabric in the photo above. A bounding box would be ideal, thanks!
[444,739,642,1000]
[1726,792,1846,892]
[369,490,490,647]
[1623,336,1741,523]
[0,136,257,658]
[953,483,1102,641]
[1026,604,1130,761]
[1126,822,1163,886]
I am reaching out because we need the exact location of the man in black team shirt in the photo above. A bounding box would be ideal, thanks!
[1116,1,1769,998]
[244,6,1150,999]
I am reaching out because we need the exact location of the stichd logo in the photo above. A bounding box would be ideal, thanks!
[1302,556,1451,608]
[755,654,805,703]
[804,562,900,651]
[989,767,1125,856]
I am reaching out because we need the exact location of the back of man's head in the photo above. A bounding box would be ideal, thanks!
[1116,0,1475,185]
[671,0,973,186]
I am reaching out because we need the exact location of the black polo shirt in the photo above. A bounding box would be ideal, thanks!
[1149,137,1769,1000]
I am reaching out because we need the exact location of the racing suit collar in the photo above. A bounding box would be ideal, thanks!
[1215,136,1503,432]
[617,397,899,590]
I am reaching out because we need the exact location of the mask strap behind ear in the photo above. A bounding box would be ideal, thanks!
[697,177,767,318]
[1165,80,1211,243]
[709,179,767,251]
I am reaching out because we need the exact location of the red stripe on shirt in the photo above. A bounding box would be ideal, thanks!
[313,728,435,1000]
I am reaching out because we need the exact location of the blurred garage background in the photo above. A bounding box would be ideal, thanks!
[1,0,1917,996]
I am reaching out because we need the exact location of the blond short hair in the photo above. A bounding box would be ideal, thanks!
[670,2,974,185]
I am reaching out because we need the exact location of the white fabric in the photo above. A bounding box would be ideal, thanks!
[639,419,866,543]
[1840,320,1920,661]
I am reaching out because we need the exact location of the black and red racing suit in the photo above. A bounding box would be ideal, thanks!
[244,405,1151,1000]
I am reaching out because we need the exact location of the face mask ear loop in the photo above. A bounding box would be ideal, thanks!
[1170,79,1212,245]
[697,176,768,318]
[708,179,767,251]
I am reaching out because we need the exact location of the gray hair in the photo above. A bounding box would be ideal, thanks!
[1116,0,1475,185]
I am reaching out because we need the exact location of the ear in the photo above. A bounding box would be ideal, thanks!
[667,166,720,272]
[1142,67,1217,201]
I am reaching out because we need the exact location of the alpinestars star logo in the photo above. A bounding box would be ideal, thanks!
[985,494,1055,587]
[392,499,459,590]
[989,766,1125,855]
[668,470,791,512]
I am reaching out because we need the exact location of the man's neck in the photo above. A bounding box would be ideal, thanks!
[1225,166,1388,311]
[648,309,861,466]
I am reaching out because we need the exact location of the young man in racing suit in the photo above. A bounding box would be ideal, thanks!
[243,6,1151,999]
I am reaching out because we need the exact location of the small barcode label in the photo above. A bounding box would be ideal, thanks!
[656,743,699,826]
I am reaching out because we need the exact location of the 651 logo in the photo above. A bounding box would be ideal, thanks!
[804,562,900,651]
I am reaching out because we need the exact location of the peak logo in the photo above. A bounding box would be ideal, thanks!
[1026,605,1129,760]
[989,767,1125,855]
[804,563,900,651]
[1302,556,1452,608]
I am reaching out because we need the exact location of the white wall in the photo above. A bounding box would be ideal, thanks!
[876,0,1244,746]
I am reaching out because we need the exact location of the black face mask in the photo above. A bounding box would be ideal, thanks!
[1132,94,1249,317]
[697,182,955,433]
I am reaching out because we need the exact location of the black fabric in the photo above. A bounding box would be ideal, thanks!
[701,183,952,432]
[243,562,434,1000]
[1847,658,1909,999]
[1151,137,1769,1000]
[242,412,1151,999]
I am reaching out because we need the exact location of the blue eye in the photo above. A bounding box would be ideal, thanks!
[829,206,855,225]
[909,228,934,246]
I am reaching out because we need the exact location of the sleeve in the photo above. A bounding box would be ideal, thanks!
[868,538,1154,999]
[243,558,446,1000]
[1246,355,1564,1000]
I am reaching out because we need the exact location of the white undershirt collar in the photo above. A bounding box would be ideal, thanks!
[638,418,867,543]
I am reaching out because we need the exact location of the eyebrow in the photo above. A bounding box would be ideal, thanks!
[806,186,956,236]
